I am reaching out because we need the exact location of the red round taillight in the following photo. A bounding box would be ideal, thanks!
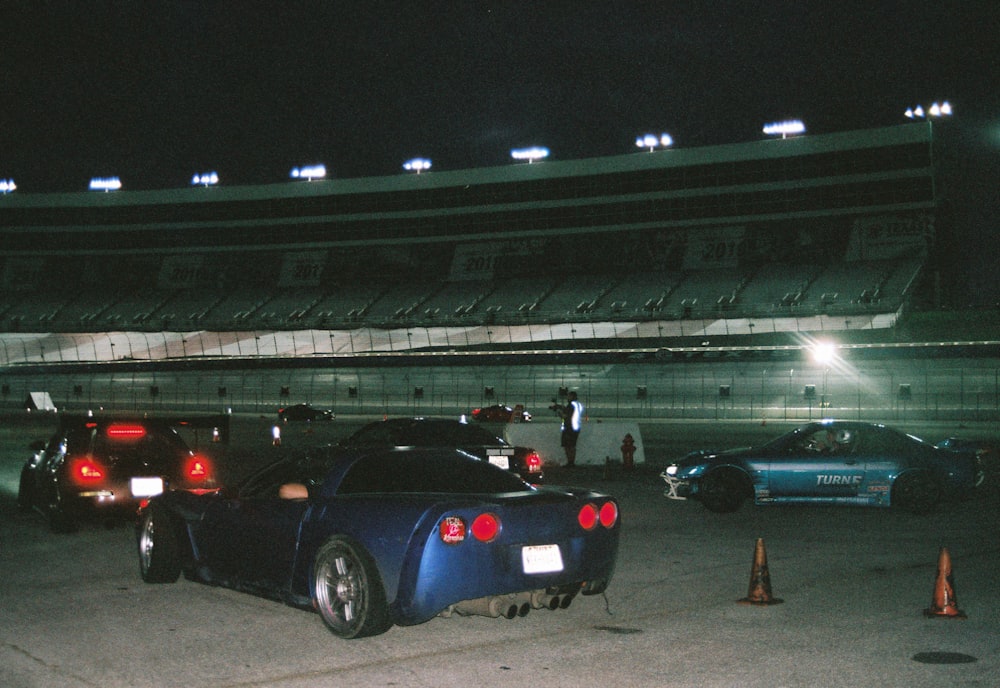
[471,513,501,542]
[525,452,542,473]
[439,516,467,544]
[577,503,599,530]
[599,501,619,528]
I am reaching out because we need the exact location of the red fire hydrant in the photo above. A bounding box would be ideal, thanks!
[620,433,636,470]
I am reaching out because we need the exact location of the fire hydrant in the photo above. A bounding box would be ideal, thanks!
[620,433,636,470]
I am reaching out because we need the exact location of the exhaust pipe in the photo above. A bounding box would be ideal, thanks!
[445,591,541,619]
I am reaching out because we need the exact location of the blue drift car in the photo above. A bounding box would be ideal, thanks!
[661,420,982,514]
[137,447,620,638]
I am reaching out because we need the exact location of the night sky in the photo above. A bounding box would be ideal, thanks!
[3,2,998,192]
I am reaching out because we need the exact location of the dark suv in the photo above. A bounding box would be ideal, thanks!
[18,415,224,532]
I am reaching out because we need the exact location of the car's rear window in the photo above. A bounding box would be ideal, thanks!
[335,450,529,495]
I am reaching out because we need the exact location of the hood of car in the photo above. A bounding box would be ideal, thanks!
[677,446,754,466]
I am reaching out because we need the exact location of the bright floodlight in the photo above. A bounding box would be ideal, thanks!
[403,158,432,173]
[191,172,219,187]
[905,101,953,119]
[290,165,327,181]
[811,340,838,365]
[89,176,122,191]
[0,179,15,194]
[635,133,673,152]
[762,120,806,138]
[510,146,550,163]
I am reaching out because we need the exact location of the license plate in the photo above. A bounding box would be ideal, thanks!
[489,456,511,470]
[522,544,563,574]
[130,477,164,498]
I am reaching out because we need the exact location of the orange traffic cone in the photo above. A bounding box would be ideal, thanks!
[924,547,966,619]
[738,538,783,605]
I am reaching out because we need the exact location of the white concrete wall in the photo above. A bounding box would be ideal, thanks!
[505,421,644,467]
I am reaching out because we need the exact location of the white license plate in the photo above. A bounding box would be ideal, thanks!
[522,544,563,574]
[130,477,164,498]
[489,456,511,470]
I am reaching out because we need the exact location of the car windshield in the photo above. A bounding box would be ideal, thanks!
[333,450,530,495]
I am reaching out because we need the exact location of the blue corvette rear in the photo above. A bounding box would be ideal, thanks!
[137,446,619,638]
[661,420,981,514]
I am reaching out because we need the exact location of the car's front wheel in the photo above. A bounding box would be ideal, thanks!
[313,536,391,639]
[138,504,182,583]
[892,471,941,514]
[698,468,749,513]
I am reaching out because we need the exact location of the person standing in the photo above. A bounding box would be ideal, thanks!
[560,391,584,467]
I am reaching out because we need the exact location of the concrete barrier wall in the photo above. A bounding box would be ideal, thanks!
[505,421,644,467]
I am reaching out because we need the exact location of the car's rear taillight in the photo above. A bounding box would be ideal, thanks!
[184,455,212,482]
[70,457,106,485]
[599,501,619,528]
[579,501,619,530]
[471,513,501,542]
[578,503,599,530]
[525,451,543,473]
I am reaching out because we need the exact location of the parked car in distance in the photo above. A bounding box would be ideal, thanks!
[661,420,982,514]
[278,403,335,422]
[336,417,543,483]
[136,447,620,638]
[470,404,532,423]
[18,414,222,532]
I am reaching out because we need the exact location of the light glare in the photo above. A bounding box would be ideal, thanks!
[510,146,550,162]
[762,120,806,137]
[290,165,327,181]
[89,177,122,191]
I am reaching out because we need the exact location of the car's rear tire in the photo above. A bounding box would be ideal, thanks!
[699,468,749,513]
[47,489,79,534]
[313,536,391,639]
[892,471,941,515]
[138,504,182,583]
[17,466,34,513]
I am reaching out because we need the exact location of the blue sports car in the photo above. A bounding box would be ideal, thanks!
[661,420,982,514]
[137,446,620,638]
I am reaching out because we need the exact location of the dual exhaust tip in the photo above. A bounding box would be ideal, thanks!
[443,590,576,619]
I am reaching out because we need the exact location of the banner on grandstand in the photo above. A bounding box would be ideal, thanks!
[158,254,208,288]
[682,226,746,270]
[279,252,327,287]
[845,215,933,261]
[2,259,45,293]
[449,242,501,280]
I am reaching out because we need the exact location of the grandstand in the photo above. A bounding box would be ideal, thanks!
[1,123,942,355]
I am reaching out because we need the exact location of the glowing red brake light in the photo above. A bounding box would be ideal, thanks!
[599,501,619,528]
[106,424,147,440]
[70,457,106,484]
[439,516,466,544]
[184,455,212,482]
[471,513,501,542]
[577,503,599,530]
[525,451,542,473]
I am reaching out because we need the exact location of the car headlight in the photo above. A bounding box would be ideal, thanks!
[665,465,679,476]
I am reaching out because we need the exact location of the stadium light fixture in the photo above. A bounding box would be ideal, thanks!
[191,172,219,187]
[89,176,122,192]
[635,133,673,152]
[290,165,327,181]
[810,340,838,366]
[510,146,550,163]
[403,158,432,174]
[905,101,952,119]
[762,120,806,139]
[0,179,15,194]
